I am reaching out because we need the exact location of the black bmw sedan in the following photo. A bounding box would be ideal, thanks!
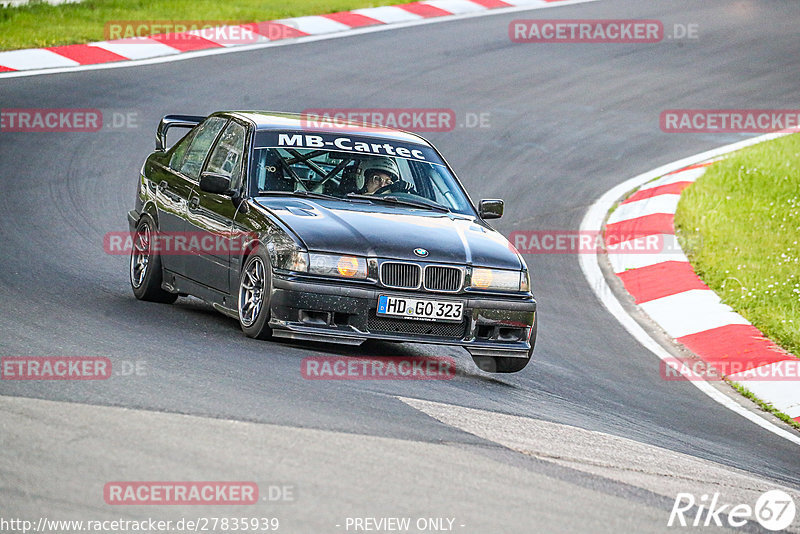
[128,111,537,372]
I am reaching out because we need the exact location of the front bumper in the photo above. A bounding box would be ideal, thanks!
[268,275,537,359]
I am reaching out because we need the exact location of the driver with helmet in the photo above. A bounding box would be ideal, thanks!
[359,157,405,195]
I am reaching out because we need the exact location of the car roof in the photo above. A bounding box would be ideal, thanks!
[225,111,432,146]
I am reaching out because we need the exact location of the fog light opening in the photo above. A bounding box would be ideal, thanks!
[299,310,331,326]
[476,325,495,340]
[497,327,523,342]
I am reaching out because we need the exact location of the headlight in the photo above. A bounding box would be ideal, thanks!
[274,247,309,272]
[309,253,368,279]
[520,270,530,292]
[470,268,527,292]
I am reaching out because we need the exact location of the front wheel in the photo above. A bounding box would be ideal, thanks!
[238,248,273,340]
[129,217,178,304]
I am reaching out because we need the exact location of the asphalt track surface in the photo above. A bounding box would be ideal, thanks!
[1,0,800,532]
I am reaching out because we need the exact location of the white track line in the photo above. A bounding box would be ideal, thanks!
[350,6,423,23]
[579,132,800,447]
[607,234,688,273]
[0,48,80,70]
[424,0,491,15]
[638,166,708,191]
[638,289,751,338]
[606,194,680,225]
[91,39,181,60]
[275,16,352,35]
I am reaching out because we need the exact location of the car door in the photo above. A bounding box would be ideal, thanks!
[156,116,227,274]
[150,127,194,274]
[183,118,249,293]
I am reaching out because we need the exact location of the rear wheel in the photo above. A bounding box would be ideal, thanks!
[129,216,178,304]
[238,248,273,340]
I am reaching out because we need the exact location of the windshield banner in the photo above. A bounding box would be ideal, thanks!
[255,131,438,162]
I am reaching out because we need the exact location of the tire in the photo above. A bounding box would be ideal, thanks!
[238,248,273,340]
[129,216,178,304]
[472,316,537,373]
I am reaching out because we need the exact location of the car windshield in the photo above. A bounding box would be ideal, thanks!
[250,146,475,215]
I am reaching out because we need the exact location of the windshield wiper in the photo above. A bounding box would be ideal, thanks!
[260,190,351,202]
[345,193,450,213]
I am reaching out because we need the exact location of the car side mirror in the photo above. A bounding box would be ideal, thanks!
[479,199,504,219]
[199,172,232,195]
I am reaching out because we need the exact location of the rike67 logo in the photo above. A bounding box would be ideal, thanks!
[669,490,796,531]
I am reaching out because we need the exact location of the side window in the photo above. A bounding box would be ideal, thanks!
[168,128,196,169]
[205,121,247,190]
[178,117,227,180]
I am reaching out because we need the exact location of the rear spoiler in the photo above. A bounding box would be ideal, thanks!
[156,114,205,151]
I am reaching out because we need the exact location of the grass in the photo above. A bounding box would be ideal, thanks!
[0,0,399,51]
[729,381,800,431]
[674,133,800,357]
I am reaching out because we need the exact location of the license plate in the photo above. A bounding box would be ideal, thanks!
[377,295,464,322]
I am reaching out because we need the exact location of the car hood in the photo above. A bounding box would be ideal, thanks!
[254,198,522,270]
